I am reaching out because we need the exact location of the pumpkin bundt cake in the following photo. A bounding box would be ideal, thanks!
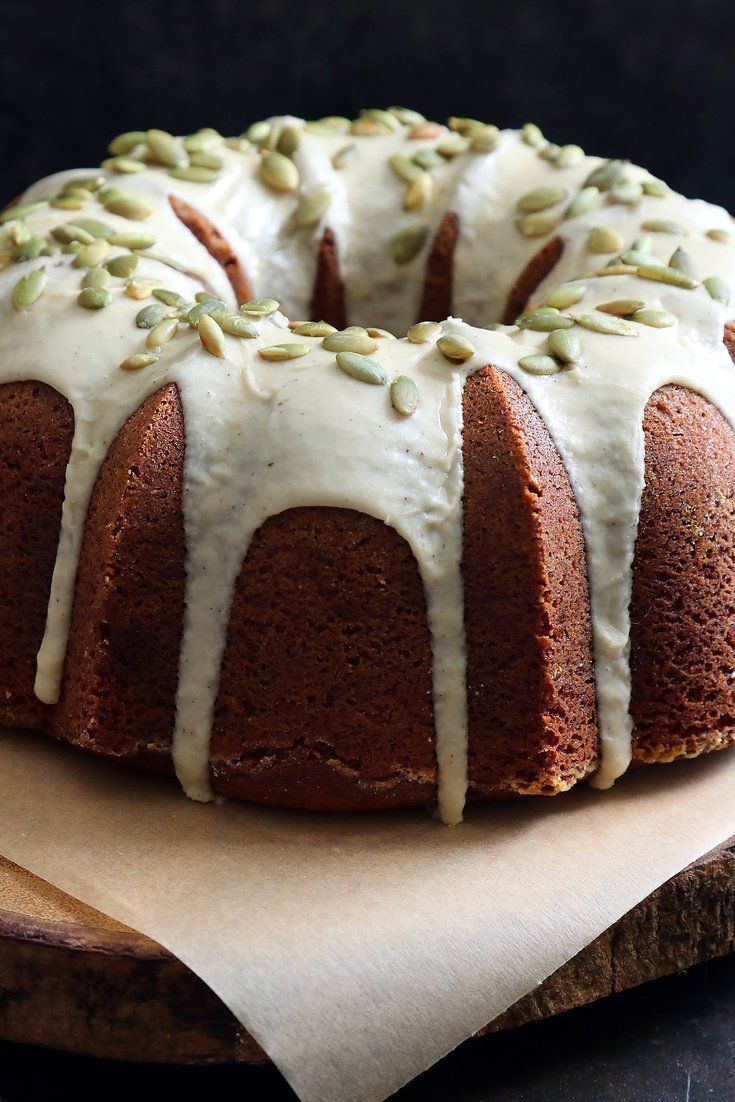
[2,109,735,823]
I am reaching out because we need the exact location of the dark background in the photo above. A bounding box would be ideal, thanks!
[3,0,735,1097]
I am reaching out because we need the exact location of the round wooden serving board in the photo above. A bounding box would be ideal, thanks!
[0,844,734,1065]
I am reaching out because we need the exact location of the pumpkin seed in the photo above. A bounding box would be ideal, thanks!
[260,151,299,192]
[169,165,220,183]
[361,108,401,132]
[198,313,226,357]
[106,230,156,250]
[212,312,258,338]
[152,287,187,308]
[436,333,475,362]
[305,116,351,136]
[469,125,499,152]
[516,211,560,237]
[12,235,45,262]
[103,194,154,221]
[65,175,106,192]
[597,299,645,317]
[102,156,147,174]
[331,143,356,170]
[259,343,310,362]
[245,121,271,146]
[292,188,332,227]
[125,279,154,300]
[187,299,227,325]
[413,148,445,170]
[322,331,379,354]
[136,303,168,328]
[390,224,429,265]
[548,329,582,364]
[519,353,562,375]
[620,249,665,268]
[388,107,426,126]
[584,159,627,191]
[707,228,733,244]
[335,350,387,383]
[147,129,188,168]
[81,266,112,291]
[11,267,47,310]
[636,264,699,289]
[184,129,224,154]
[350,118,386,136]
[135,250,185,271]
[521,123,545,147]
[292,320,337,337]
[631,233,653,253]
[277,125,301,156]
[572,313,639,336]
[632,308,676,327]
[71,217,115,238]
[555,144,585,168]
[587,227,624,254]
[641,178,668,197]
[669,247,697,277]
[389,153,423,183]
[540,143,560,163]
[51,194,86,210]
[448,117,484,134]
[704,276,731,305]
[546,282,587,309]
[72,240,110,268]
[404,173,433,211]
[437,135,470,158]
[241,298,279,317]
[565,187,600,219]
[390,375,419,415]
[145,317,179,348]
[641,219,686,235]
[408,121,443,140]
[105,253,139,278]
[61,186,93,202]
[407,320,442,343]
[108,131,147,156]
[120,351,159,371]
[0,200,48,223]
[608,181,643,205]
[366,327,395,339]
[517,185,567,213]
[78,286,112,310]
[517,309,574,332]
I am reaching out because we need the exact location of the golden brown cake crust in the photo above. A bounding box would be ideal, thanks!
[462,368,599,797]
[0,382,74,731]
[630,385,735,764]
[168,195,253,304]
[310,228,347,331]
[419,212,459,323]
[502,236,565,324]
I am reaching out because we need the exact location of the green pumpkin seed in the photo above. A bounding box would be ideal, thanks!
[548,329,581,363]
[292,320,337,337]
[641,178,668,197]
[11,267,47,310]
[212,312,258,338]
[517,185,567,213]
[448,116,483,134]
[51,194,86,210]
[65,217,114,238]
[152,287,187,308]
[81,266,112,291]
[103,193,154,221]
[389,153,423,183]
[409,121,443,140]
[0,200,48,223]
[669,247,697,277]
[366,327,395,339]
[198,313,226,357]
[436,333,475,362]
[66,175,106,192]
[188,153,224,173]
[136,303,169,328]
[519,354,562,375]
[390,375,419,415]
[546,282,587,309]
[102,156,147,174]
[404,173,433,211]
[540,143,561,163]
[641,219,686,236]
[147,129,188,168]
[12,235,45,262]
[636,264,699,289]
[259,342,310,362]
[332,143,356,170]
[184,129,224,154]
[119,351,159,371]
[305,116,351,136]
[437,135,470,158]
[608,181,643,206]
[135,250,185,271]
[277,125,301,156]
[72,240,110,268]
[704,276,731,305]
[125,278,154,300]
[61,186,93,202]
[241,298,279,317]
[78,286,112,310]
[631,233,653,253]
[707,228,733,244]
[390,224,429,265]
[105,253,139,278]
[292,188,332,227]
[50,222,91,245]
[361,108,401,132]
[187,299,226,325]
[469,124,499,152]
[106,231,157,250]
[335,350,387,383]
[516,211,560,238]
[387,107,426,126]
[584,159,627,191]
[518,309,574,332]
[260,151,300,192]
[521,123,545,147]
[587,227,624,254]
[169,165,220,183]
[555,144,585,168]
[322,331,379,354]
[565,187,600,219]
[407,320,442,343]
[631,308,676,327]
[413,148,445,170]
[146,317,179,348]
[573,313,639,336]
[620,249,665,268]
[225,137,250,153]
[108,131,147,156]
[597,299,645,317]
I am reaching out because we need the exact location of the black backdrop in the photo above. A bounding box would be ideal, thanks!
[2,0,735,210]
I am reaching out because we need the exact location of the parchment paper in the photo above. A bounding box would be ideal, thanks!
[0,729,734,1101]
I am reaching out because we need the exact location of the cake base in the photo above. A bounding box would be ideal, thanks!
[0,843,733,1065]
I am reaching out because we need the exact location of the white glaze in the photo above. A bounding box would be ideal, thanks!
[3,117,735,822]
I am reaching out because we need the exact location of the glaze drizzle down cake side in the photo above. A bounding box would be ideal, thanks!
[1,109,735,822]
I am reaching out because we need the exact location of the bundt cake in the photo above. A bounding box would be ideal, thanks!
[2,109,735,824]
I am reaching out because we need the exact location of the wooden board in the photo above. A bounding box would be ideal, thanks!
[0,842,733,1065]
